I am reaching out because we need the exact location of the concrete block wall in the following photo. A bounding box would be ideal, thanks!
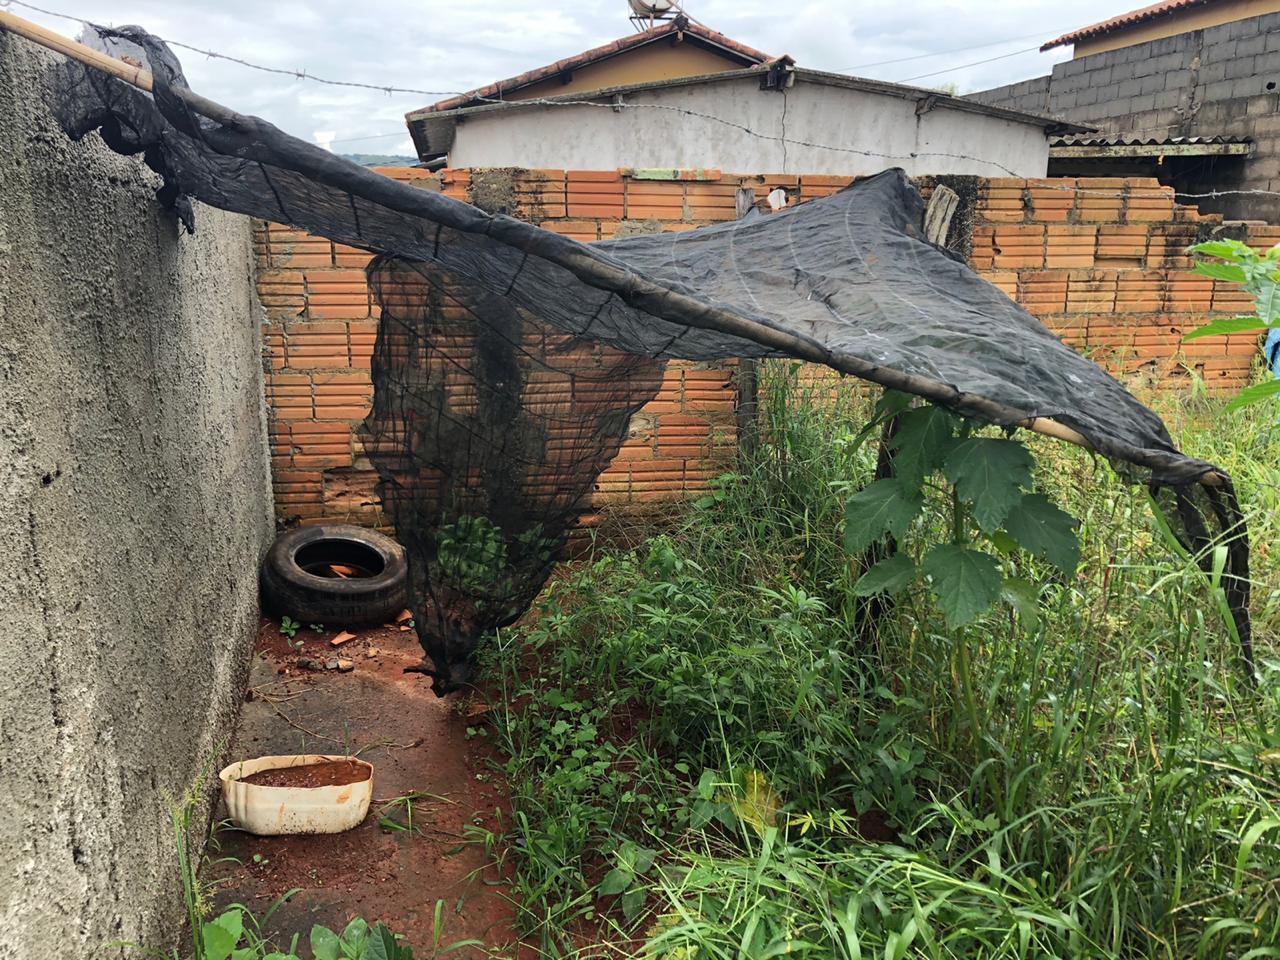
[0,32,273,959]
[969,75,1052,116]
[969,12,1280,220]
[258,167,1271,527]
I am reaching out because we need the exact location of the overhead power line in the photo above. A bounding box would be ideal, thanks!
[838,27,1067,72]
[896,44,1046,84]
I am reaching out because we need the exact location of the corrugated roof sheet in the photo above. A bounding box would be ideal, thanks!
[1051,133,1252,146]
[1042,0,1218,50]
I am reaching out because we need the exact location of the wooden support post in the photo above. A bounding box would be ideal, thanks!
[924,184,960,246]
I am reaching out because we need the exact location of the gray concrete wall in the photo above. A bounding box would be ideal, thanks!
[969,12,1280,219]
[0,33,272,960]
[966,75,1052,117]
[449,72,1052,177]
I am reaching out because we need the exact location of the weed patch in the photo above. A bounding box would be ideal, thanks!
[477,365,1280,958]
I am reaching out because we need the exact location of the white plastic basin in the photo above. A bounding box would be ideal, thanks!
[219,754,373,836]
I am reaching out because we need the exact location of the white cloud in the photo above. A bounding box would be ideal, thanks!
[17,0,1119,157]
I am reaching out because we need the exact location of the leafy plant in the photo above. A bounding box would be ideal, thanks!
[596,841,657,922]
[845,393,1079,629]
[279,616,300,641]
[310,919,414,960]
[1188,238,1280,409]
[195,914,417,960]
[434,516,556,617]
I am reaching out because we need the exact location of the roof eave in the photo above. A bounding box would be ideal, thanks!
[792,67,1093,134]
[410,65,1090,135]
[1040,0,1215,53]
[409,18,772,119]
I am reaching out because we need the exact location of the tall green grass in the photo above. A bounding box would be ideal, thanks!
[478,364,1280,959]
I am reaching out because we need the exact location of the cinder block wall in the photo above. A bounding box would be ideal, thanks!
[0,32,273,958]
[257,167,1270,526]
[970,11,1280,220]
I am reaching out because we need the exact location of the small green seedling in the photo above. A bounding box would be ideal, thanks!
[279,616,300,639]
[596,841,658,922]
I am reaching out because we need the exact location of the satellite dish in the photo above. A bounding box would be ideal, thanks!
[628,0,679,19]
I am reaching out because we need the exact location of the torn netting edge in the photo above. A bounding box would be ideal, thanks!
[1148,479,1253,671]
[360,257,664,692]
[41,25,1253,679]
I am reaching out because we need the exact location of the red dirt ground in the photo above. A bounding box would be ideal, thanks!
[209,619,532,957]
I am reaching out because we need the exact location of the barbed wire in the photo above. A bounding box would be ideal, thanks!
[7,0,1280,207]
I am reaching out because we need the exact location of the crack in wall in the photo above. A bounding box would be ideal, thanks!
[1176,30,1206,138]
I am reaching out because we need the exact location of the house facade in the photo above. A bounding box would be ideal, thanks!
[406,15,1077,178]
[970,0,1280,219]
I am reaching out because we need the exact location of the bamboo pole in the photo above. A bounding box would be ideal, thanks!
[0,9,154,90]
[0,9,1228,490]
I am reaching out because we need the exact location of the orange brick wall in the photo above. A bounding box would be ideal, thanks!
[257,168,1274,526]
[971,177,1274,390]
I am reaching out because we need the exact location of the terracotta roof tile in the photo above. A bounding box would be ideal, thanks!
[1042,0,1218,50]
[417,17,772,114]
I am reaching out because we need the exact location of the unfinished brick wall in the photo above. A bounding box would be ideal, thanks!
[970,177,1276,391]
[258,168,1273,526]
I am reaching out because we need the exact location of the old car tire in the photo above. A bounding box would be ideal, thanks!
[261,524,409,628]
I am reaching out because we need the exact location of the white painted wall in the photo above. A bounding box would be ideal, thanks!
[446,74,1050,177]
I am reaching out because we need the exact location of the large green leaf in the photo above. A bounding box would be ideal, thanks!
[340,918,370,956]
[202,912,243,960]
[622,887,647,921]
[843,479,924,553]
[598,867,634,896]
[875,389,915,420]
[922,545,1003,627]
[888,405,955,490]
[1247,261,1280,322]
[1189,239,1250,261]
[365,923,412,960]
[853,554,918,597]
[1001,577,1041,635]
[311,926,341,960]
[1192,261,1246,283]
[943,438,1033,532]
[849,390,916,450]
[633,847,657,875]
[1181,316,1276,342]
[1002,494,1080,573]
[1225,377,1280,412]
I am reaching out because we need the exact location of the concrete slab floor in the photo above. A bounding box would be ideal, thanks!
[209,620,525,957]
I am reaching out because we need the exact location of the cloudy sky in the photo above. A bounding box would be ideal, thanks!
[17,0,1131,156]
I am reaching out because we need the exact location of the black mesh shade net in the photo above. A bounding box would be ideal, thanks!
[44,26,1253,691]
[360,258,663,689]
